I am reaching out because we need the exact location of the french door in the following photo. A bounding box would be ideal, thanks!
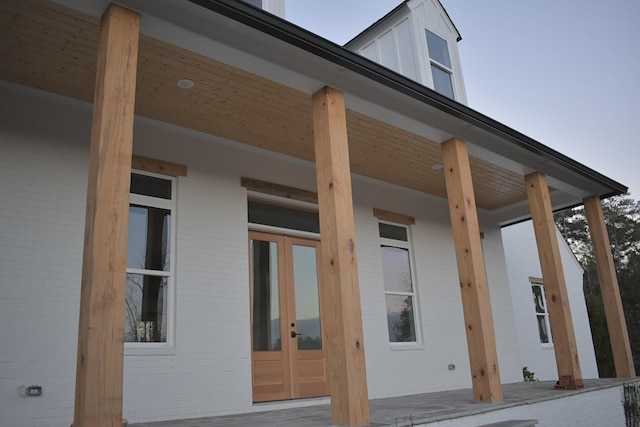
[249,231,328,402]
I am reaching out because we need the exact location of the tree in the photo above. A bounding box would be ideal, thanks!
[555,193,640,376]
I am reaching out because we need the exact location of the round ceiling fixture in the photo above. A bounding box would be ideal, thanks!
[177,78,195,89]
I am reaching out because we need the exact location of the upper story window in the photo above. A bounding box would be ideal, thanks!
[425,29,454,99]
[531,280,553,345]
[379,221,420,344]
[126,171,176,346]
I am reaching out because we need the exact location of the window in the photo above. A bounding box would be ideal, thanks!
[425,30,454,99]
[248,199,319,233]
[531,281,552,345]
[379,222,419,343]
[125,171,176,345]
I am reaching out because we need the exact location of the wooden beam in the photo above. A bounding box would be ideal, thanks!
[241,177,318,204]
[73,5,139,427]
[525,172,583,389]
[372,208,415,225]
[441,137,503,404]
[583,196,636,377]
[132,155,187,177]
[312,86,370,427]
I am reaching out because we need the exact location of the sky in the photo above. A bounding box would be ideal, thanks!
[283,0,640,199]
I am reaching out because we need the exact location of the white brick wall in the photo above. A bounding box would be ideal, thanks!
[0,86,89,427]
[501,220,599,381]
[1,82,529,426]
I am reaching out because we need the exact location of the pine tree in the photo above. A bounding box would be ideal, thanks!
[555,193,640,376]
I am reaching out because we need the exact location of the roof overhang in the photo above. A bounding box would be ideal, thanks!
[6,0,627,225]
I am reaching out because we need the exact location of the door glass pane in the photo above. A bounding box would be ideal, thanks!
[386,294,416,342]
[292,245,322,350]
[251,240,281,351]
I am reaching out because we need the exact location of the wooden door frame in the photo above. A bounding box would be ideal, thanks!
[248,231,292,402]
[248,231,327,402]
[283,236,327,399]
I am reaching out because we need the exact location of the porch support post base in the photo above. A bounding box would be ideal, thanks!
[554,376,584,390]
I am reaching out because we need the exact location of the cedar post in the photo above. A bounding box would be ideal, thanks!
[73,4,139,426]
[441,138,503,403]
[312,86,370,426]
[583,196,636,377]
[525,172,583,389]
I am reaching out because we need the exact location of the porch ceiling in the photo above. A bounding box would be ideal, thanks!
[0,0,528,210]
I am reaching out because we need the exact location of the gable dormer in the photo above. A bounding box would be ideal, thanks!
[345,0,467,105]
[240,0,286,19]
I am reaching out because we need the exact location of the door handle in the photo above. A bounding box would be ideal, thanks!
[290,331,302,338]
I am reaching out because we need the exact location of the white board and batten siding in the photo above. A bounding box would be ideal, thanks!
[0,81,526,426]
[261,0,285,19]
[358,16,420,83]
[348,0,468,105]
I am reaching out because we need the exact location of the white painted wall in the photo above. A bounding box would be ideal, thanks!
[501,220,599,381]
[0,82,523,426]
[262,0,285,19]
[348,0,468,104]
[358,16,420,83]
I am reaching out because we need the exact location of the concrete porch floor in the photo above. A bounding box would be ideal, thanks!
[128,379,627,427]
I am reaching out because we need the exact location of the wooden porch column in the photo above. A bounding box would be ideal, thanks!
[584,196,636,377]
[312,86,370,427]
[525,172,583,389]
[73,4,139,427]
[441,138,503,404]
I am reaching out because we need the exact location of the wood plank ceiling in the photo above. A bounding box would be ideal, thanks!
[0,0,529,210]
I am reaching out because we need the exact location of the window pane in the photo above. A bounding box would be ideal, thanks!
[248,200,319,233]
[426,30,451,68]
[128,205,171,271]
[130,173,172,199]
[381,246,413,292]
[125,274,168,342]
[532,285,546,313]
[292,245,322,351]
[431,65,454,98]
[251,240,281,351]
[379,223,408,241]
[537,315,550,344]
[386,295,416,342]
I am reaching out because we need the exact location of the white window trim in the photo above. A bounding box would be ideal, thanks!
[125,169,177,355]
[530,279,553,348]
[379,220,423,348]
